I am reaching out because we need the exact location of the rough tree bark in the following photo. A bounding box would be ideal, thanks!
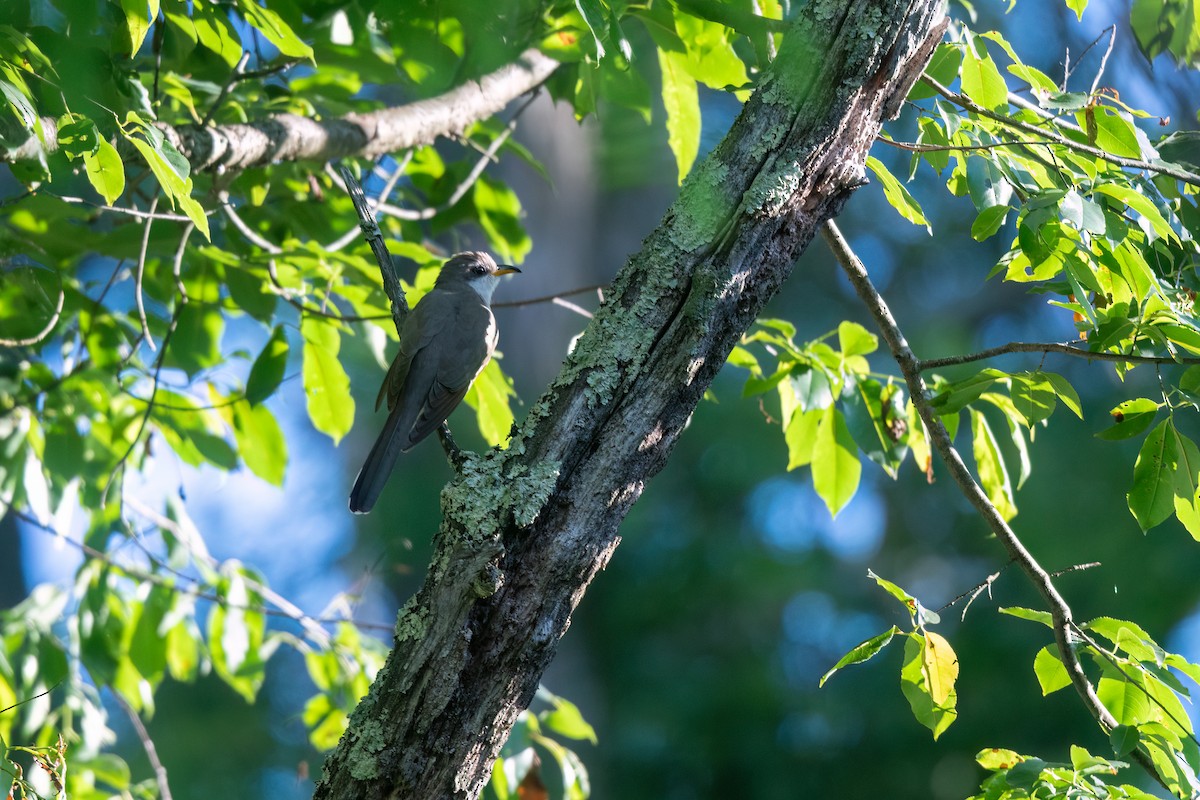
[313,1,947,797]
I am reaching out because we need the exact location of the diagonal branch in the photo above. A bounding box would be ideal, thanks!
[924,76,1200,187]
[821,218,1176,794]
[919,340,1200,370]
[4,50,559,172]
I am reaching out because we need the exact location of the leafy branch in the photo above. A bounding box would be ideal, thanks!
[822,218,1179,794]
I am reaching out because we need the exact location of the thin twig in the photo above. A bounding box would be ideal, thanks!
[822,219,1174,792]
[135,196,160,352]
[924,76,1200,187]
[203,51,251,126]
[550,296,593,319]
[366,92,538,223]
[918,340,1200,371]
[0,277,64,347]
[324,150,415,252]
[221,197,282,254]
[10,505,395,635]
[878,136,1062,154]
[1088,26,1117,97]
[49,194,198,222]
[113,693,173,800]
[172,221,195,301]
[492,284,608,308]
[101,303,181,505]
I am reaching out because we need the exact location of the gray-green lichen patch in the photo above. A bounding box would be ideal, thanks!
[438,452,562,563]
[669,159,734,253]
[507,459,561,527]
[394,597,429,642]
[745,160,802,216]
[346,717,386,780]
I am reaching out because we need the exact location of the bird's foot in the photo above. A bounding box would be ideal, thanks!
[437,423,467,470]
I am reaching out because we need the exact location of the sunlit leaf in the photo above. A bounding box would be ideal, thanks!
[1127,419,1177,532]
[301,318,355,445]
[820,626,900,686]
[812,405,861,517]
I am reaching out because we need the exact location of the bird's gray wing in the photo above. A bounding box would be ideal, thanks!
[400,302,497,447]
[374,291,453,412]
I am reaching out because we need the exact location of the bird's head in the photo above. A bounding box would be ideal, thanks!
[438,251,521,303]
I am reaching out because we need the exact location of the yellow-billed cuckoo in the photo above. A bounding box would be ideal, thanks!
[349,251,520,513]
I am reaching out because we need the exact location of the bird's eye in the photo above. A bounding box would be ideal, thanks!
[473,264,488,275]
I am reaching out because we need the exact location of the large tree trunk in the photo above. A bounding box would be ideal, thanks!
[313,1,947,797]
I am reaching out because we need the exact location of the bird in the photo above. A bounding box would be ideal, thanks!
[349,251,521,514]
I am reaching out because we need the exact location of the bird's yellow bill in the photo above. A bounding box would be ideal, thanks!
[495,266,522,275]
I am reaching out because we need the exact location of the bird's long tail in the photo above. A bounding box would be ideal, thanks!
[348,405,407,514]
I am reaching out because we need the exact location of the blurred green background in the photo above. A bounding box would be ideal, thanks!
[8,1,1200,798]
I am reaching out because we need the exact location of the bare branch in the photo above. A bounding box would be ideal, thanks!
[113,693,174,800]
[924,75,1200,187]
[822,218,1175,792]
[135,196,160,353]
[918,340,1200,371]
[2,51,559,171]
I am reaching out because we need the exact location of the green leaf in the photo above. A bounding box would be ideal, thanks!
[167,304,224,377]
[976,748,1024,770]
[1093,183,1176,243]
[909,43,962,101]
[1097,674,1154,726]
[1169,423,1200,540]
[982,392,1031,489]
[229,400,287,486]
[301,318,355,445]
[129,583,171,687]
[785,407,821,470]
[1010,371,1057,427]
[999,606,1052,627]
[575,0,614,59]
[473,175,532,263]
[868,569,918,610]
[1110,724,1140,757]
[83,138,125,205]
[1095,398,1159,440]
[820,626,900,686]
[812,405,861,518]
[1044,372,1082,419]
[899,632,958,739]
[929,368,1008,414]
[246,326,289,406]
[960,37,1008,110]
[674,12,749,90]
[1080,107,1145,159]
[119,0,160,54]
[1033,645,1071,695]
[1127,419,1177,532]
[208,564,268,703]
[837,321,878,358]
[1130,0,1200,68]
[971,408,1017,521]
[841,378,907,478]
[866,156,931,233]
[236,0,314,60]
[970,204,1009,241]
[463,359,517,448]
[658,49,700,184]
[542,695,598,744]
[1064,0,1088,20]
